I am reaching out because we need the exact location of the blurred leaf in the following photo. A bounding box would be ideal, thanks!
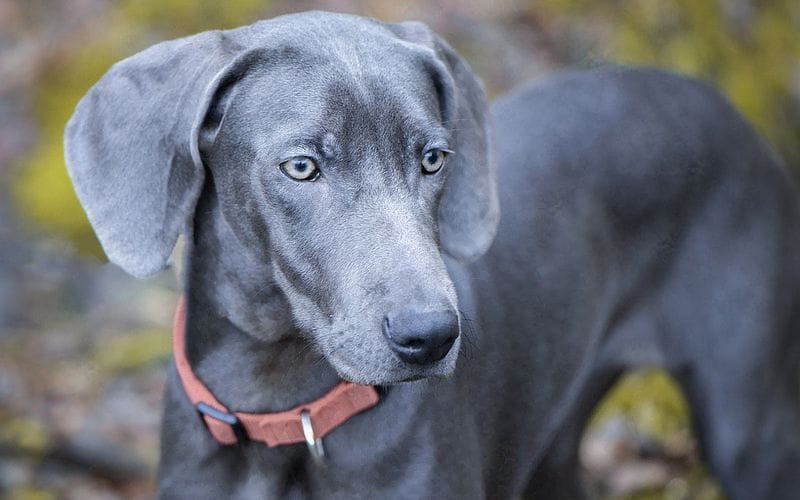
[93,328,171,373]
[0,417,49,455]
[12,38,124,259]
[589,370,724,499]
[119,0,268,35]
[589,369,690,440]
[8,488,56,500]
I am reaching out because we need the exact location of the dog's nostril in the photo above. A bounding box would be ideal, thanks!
[382,308,459,365]
[401,338,426,349]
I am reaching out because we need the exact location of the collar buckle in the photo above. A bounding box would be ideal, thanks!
[196,402,246,444]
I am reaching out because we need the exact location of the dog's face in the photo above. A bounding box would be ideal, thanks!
[206,38,461,382]
[65,12,498,384]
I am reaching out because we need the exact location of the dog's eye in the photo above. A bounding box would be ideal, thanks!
[279,156,319,181]
[421,148,448,174]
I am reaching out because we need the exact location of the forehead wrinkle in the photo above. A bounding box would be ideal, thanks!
[251,124,326,163]
[370,84,445,158]
[331,43,370,99]
[365,70,442,124]
[321,77,382,161]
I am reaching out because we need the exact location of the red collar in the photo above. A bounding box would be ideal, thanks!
[172,296,380,447]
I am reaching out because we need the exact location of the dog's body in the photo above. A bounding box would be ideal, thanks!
[490,72,800,498]
[64,12,800,499]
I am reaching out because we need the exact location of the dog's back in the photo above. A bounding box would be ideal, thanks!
[480,66,800,498]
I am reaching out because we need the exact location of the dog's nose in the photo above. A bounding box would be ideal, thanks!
[383,308,459,365]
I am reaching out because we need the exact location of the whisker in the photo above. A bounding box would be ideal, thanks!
[458,310,478,361]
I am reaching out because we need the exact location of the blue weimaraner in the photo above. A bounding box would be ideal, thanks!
[64,11,800,499]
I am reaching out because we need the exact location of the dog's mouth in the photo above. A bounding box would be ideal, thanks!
[336,366,452,386]
[393,374,427,383]
[322,334,461,386]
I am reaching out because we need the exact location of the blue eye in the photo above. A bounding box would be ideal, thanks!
[421,148,448,174]
[279,156,319,181]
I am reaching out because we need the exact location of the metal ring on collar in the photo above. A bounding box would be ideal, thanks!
[300,410,326,464]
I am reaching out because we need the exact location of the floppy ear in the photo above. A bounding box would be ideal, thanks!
[64,31,247,278]
[389,22,500,261]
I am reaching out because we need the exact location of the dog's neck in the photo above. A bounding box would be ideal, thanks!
[181,185,340,412]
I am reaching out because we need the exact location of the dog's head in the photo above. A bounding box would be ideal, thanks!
[65,12,498,384]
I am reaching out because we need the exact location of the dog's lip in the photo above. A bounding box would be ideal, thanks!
[339,371,426,385]
[327,351,455,385]
[361,373,427,385]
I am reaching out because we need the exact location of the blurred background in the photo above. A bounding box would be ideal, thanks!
[0,0,797,498]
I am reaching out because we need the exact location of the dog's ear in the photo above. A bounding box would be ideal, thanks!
[389,22,500,261]
[64,32,248,278]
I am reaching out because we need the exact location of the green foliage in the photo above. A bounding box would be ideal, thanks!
[7,488,56,500]
[93,327,172,373]
[118,0,268,36]
[589,369,689,439]
[537,0,800,170]
[13,41,122,259]
[589,369,724,499]
[0,417,48,455]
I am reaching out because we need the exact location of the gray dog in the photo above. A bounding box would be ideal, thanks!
[64,11,799,499]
